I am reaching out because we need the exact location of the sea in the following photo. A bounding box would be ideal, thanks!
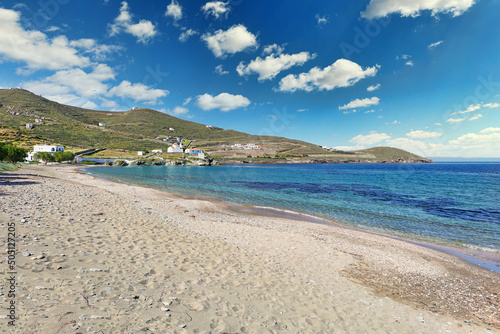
[86,163,500,272]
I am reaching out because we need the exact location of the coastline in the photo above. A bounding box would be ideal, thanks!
[84,164,500,274]
[1,164,498,333]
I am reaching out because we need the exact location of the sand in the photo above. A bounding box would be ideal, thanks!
[0,164,498,334]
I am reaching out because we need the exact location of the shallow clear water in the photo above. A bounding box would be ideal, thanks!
[86,163,500,252]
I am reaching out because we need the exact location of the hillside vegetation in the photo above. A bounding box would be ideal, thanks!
[0,88,431,163]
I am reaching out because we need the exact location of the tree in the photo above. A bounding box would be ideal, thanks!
[0,143,6,161]
[3,145,26,163]
[53,151,75,163]
[33,152,54,163]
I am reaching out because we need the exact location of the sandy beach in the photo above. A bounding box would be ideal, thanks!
[0,164,499,334]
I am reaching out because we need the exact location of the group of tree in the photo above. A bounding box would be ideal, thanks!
[34,151,75,163]
[0,143,26,163]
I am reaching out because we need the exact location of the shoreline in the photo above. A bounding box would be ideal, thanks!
[1,164,499,333]
[83,164,500,274]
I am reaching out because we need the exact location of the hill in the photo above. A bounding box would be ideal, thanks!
[0,88,431,163]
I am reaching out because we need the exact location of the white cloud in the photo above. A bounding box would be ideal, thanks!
[101,99,119,109]
[214,64,229,75]
[361,0,476,19]
[237,52,315,81]
[166,106,190,117]
[69,38,123,61]
[367,83,381,91]
[109,1,158,44]
[279,59,379,92]
[446,117,467,124]
[165,0,183,20]
[386,120,401,125]
[483,102,500,109]
[468,113,482,121]
[108,81,168,103]
[450,103,481,115]
[480,127,500,134]
[405,60,414,66]
[406,130,442,139]
[364,109,376,113]
[196,92,250,111]
[339,97,380,110]
[24,64,115,98]
[182,97,192,106]
[315,14,328,26]
[428,40,443,48]
[82,101,99,109]
[201,24,258,58]
[262,43,285,56]
[179,29,198,42]
[201,1,230,19]
[0,8,92,72]
[350,132,391,146]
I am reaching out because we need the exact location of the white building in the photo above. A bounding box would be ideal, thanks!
[167,143,183,153]
[99,123,106,127]
[244,143,260,150]
[26,144,64,161]
[152,149,163,154]
[138,151,145,156]
[169,127,175,131]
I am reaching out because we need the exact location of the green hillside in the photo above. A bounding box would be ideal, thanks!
[0,88,432,163]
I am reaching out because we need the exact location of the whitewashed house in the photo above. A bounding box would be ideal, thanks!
[244,143,260,150]
[152,149,163,154]
[26,144,64,161]
[167,143,183,153]
[169,127,175,131]
[99,123,106,127]
[186,149,205,159]
[137,151,145,156]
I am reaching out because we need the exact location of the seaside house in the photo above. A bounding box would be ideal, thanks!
[167,143,183,153]
[185,148,205,159]
[26,144,64,161]
[152,149,163,154]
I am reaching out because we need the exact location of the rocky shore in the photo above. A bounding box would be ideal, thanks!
[0,165,497,333]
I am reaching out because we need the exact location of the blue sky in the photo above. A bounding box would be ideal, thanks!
[0,0,499,157]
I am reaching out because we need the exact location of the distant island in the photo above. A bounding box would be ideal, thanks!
[0,88,432,164]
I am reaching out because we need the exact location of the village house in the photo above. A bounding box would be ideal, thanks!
[26,123,34,129]
[137,151,145,156]
[167,143,183,153]
[99,123,106,127]
[26,144,64,161]
[151,149,163,154]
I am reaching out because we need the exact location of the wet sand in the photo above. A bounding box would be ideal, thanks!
[0,164,498,333]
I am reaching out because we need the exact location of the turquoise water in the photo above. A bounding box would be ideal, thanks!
[86,163,500,253]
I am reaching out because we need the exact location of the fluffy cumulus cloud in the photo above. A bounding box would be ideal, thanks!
[339,97,380,110]
[262,44,285,56]
[361,0,476,19]
[165,0,183,21]
[163,106,190,117]
[202,24,258,58]
[201,1,230,19]
[350,132,391,146]
[237,52,315,81]
[108,81,169,103]
[179,29,198,42]
[480,127,500,134]
[196,92,250,111]
[24,64,115,100]
[0,8,91,72]
[361,0,475,19]
[279,59,379,92]
[109,1,157,44]
[367,83,381,91]
[406,130,442,139]
[214,64,229,75]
